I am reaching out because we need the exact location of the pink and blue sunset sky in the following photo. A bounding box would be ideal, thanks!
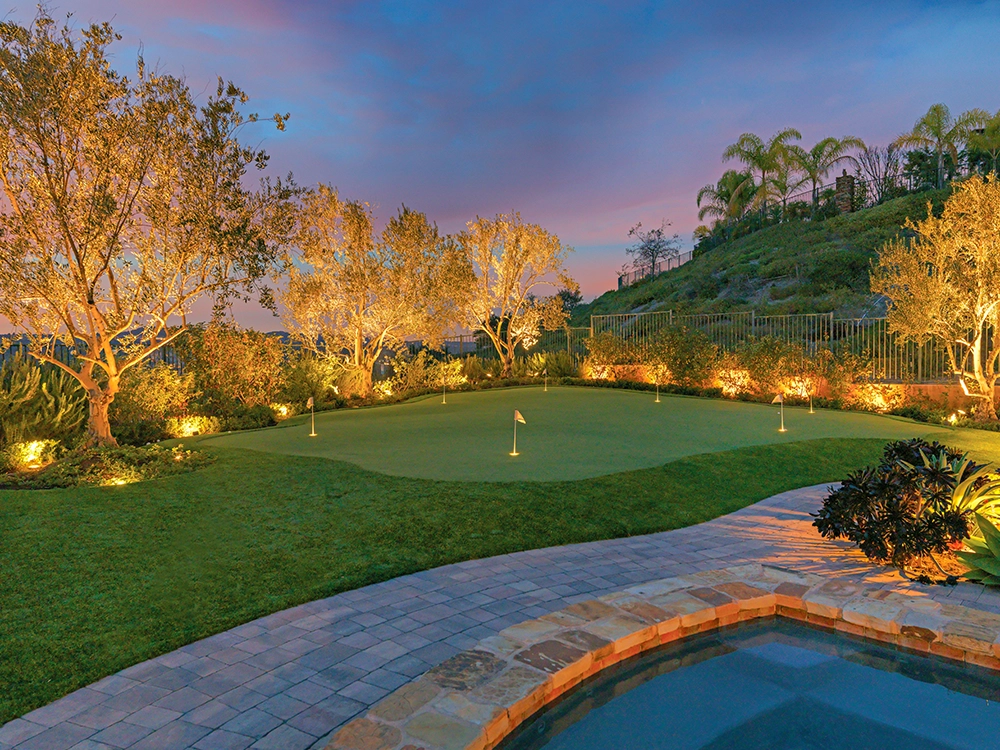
[4,0,1000,329]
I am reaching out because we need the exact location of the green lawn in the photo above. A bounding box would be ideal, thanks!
[202,386,992,481]
[4,389,1000,724]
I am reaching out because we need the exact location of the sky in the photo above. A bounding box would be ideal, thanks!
[3,0,1000,329]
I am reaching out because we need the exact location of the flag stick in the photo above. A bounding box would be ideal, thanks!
[809,395,814,414]
[544,375,548,392]
[442,381,447,404]
[309,403,317,437]
[510,419,519,456]
[779,400,786,432]
[655,383,660,403]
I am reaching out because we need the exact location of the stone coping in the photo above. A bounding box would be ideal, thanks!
[325,563,1000,750]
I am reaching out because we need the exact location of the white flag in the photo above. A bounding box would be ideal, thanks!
[307,396,315,408]
[514,409,526,424]
[771,394,783,404]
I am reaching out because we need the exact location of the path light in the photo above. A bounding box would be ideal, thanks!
[772,393,787,432]
[510,409,526,456]
[307,396,317,437]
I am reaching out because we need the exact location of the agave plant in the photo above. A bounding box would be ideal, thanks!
[956,513,1000,586]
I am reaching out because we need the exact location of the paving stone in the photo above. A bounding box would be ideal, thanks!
[183,701,240,730]
[219,709,282,739]
[192,729,254,750]
[14,722,94,750]
[90,721,153,748]
[216,687,267,712]
[67,705,129,732]
[128,720,211,750]
[121,705,182,730]
[248,725,316,750]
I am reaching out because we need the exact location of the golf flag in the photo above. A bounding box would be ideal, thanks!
[514,409,526,424]
[771,394,783,404]
[541,369,547,376]
[307,396,314,408]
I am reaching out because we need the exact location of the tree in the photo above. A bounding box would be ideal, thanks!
[458,213,577,378]
[696,169,755,233]
[892,104,989,189]
[788,136,866,213]
[967,110,1000,176]
[626,219,680,278]
[871,175,1000,420]
[856,145,904,204]
[722,128,802,213]
[0,11,292,445]
[282,187,466,397]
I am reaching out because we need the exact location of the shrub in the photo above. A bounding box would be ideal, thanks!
[0,439,61,473]
[279,353,344,409]
[648,326,718,388]
[0,355,86,449]
[165,415,223,438]
[583,333,631,378]
[110,363,196,445]
[957,514,1000,585]
[461,355,500,383]
[178,323,287,409]
[384,350,467,395]
[813,438,976,575]
[0,444,214,489]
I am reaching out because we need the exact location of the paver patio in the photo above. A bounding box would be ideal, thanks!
[5,482,1000,750]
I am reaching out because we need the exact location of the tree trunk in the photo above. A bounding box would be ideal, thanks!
[85,387,118,447]
[937,149,945,189]
[500,352,513,378]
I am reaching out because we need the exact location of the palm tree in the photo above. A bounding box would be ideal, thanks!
[722,128,802,213]
[892,104,990,189]
[696,169,755,232]
[968,110,1000,176]
[788,136,866,213]
[768,157,806,221]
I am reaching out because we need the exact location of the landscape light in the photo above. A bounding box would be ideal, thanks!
[772,393,787,432]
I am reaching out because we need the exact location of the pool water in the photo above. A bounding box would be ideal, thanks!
[500,619,1000,750]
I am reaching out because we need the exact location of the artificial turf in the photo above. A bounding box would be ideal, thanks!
[202,386,988,481]
[4,390,1000,724]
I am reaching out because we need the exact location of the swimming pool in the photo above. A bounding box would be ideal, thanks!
[500,619,1000,750]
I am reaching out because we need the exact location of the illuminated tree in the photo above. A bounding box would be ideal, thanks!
[282,186,466,396]
[0,11,292,444]
[459,213,577,378]
[892,104,988,189]
[871,175,1000,420]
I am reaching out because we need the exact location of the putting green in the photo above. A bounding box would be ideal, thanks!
[201,386,1000,481]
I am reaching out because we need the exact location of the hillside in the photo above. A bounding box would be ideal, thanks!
[572,189,949,324]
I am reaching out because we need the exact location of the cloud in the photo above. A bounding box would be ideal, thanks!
[2,0,1000,305]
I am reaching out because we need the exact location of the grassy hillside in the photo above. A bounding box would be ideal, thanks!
[573,189,948,324]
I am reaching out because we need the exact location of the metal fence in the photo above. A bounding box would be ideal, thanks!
[617,250,694,289]
[0,313,966,385]
[441,327,591,360]
[0,335,184,370]
[590,310,959,384]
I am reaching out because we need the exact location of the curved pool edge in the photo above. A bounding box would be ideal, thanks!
[325,563,1000,750]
